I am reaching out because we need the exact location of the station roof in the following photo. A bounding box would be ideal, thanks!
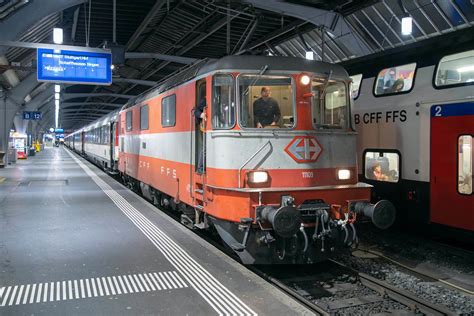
[1,0,473,131]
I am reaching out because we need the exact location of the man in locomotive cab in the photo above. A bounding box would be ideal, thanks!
[253,86,281,128]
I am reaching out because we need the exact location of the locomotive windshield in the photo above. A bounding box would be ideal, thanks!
[239,75,294,128]
[311,79,348,129]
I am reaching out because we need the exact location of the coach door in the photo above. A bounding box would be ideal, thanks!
[430,102,474,231]
[81,131,85,154]
[109,122,115,169]
[194,79,207,175]
[189,79,207,227]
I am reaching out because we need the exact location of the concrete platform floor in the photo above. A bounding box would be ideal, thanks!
[0,146,313,315]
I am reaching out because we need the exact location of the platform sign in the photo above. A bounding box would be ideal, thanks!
[23,111,42,120]
[37,48,112,85]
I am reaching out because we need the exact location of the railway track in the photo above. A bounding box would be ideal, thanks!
[252,260,454,315]
[91,155,463,314]
[329,259,454,315]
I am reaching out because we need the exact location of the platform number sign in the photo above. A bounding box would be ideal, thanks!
[431,103,474,118]
[23,111,42,120]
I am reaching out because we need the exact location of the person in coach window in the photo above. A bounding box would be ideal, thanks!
[253,87,281,128]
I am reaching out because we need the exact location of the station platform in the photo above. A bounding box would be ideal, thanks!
[0,146,313,315]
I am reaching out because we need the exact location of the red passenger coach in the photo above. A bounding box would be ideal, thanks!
[114,56,393,264]
[430,103,474,231]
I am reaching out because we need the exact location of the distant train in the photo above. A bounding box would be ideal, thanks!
[349,48,473,232]
[66,55,395,264]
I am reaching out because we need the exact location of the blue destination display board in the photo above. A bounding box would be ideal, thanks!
[37,48,112,85]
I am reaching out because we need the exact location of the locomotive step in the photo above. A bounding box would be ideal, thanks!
[194,189,204,195]
[194,204,204,211]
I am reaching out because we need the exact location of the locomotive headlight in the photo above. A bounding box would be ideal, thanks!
[300,74,311,85]
[338,169,351,180]
[247,171,269,184]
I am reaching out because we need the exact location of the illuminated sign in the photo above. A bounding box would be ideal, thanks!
[23,111,42,120]
[37,48,112,85]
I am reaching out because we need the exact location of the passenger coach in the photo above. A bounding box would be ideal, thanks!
[350,48,473,233]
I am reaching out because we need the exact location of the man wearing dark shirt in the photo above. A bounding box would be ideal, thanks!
[253,87,281,128]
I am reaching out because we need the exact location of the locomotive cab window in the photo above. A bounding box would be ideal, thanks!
[458,135,473,195]
[365,151,400,183]
[435,50,474,88]
[374,63,416,96]
[162,94,176,127]
[239,75,294,128]
[140,105,149,130]
[126,111,133,131]
[212,74,235,129]
[350,74,363,99]
[312,79,348,129]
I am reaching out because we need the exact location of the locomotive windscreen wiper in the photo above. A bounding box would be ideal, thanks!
[319,70,333,100]
[242,65,268,97]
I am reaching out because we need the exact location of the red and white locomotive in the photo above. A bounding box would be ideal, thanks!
[66,56,394,264]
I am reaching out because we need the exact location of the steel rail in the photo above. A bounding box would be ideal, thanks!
[356,247,474,295]
[329,259,454,315]
[248,266,329,316]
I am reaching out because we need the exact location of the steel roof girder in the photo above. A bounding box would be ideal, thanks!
[62,93,135,101]
[370,5,406,45]
[243,0,372,57]
[61,102,124,108]
[0,0,87,56]
[360,8,395,48]
[125,52,198,64]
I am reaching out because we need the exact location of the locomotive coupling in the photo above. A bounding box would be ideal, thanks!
[352,200,396,229]
[259,205,302,238]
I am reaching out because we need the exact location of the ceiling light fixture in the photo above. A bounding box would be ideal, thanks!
[53,28,63,44]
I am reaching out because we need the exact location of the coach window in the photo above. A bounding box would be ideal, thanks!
[435,50,474,88]
[212,74,235,129]
[103,125,109,144]
[239,75,294,128]
[126,111,133,131]
[140,105,149,130]
[458,135,472,195]
[162,94,176,127]
[312,79,348,129]
[374,63,416,96]
[350,74,363,99]
[364,151,400,183]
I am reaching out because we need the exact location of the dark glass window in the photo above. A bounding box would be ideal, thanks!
[458,135,473,195]
[140,105,149,130]
[435,50,474,88]
[126,111,133,131]
[162,94,176,127]
[374,63,416,96]
[365,151,400,183]
[212,74,235,129]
